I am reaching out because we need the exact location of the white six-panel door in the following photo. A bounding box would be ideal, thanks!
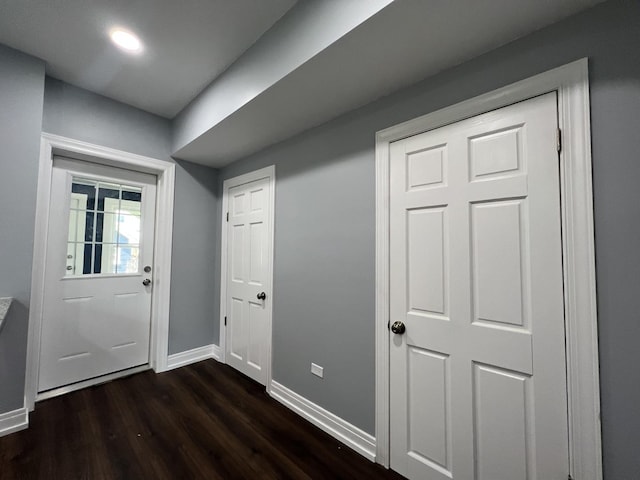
[389,93,569,479]
[38,157,156,392]
[225,174,272,385]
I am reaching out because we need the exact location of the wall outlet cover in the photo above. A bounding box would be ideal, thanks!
[311,363,324,378]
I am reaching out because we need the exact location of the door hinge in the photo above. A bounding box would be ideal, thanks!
[224,316,227,326]
[387,320,390,331]
[557,127,562,153]
[226,212,229,222]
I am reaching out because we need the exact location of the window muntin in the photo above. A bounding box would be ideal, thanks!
[65,177,142,276]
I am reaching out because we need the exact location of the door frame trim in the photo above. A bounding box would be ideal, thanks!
[25,133,176,410]
[374,58,602,479]
[218,165,276,390]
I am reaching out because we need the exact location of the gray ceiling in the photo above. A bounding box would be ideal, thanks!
[0,0,297,118]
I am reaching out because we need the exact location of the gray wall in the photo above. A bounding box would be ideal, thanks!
[0,45,45,412]
[220,127,377,433]
[44,78,172,160]
[0,70,220,415]
[169,160,221,349]
[215,1,640,477]
[43,78,220,355]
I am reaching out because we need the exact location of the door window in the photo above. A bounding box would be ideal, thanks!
[66,177,142,276]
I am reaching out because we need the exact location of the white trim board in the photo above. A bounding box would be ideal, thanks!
[166,344,219,371]
[25,133,176,412]
[218,165,276,389]
[375,58,602,480]
[270,381,376,462]
[211,344,222,362]
[0,408,28,437]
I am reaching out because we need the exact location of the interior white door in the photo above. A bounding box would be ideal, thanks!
[389,93,568,479]
[225,175,272,385]
[38,157,156,392]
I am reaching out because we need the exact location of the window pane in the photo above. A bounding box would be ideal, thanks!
[103,196,120,213]
[121,187,142,215]
[71,181,96,210]
[67,207,95,243]
[98,185,120,212]
[70,192,88,211]
[120,198,141,215]
[68,209,88,243]
[82,243,93,274]
[117,214,141,244]
[122,187,142,199]
[84,211,95,242]
[116,246,140,274]
[67,176,144,277]
[96,213,119,243]
[94,243,117,274]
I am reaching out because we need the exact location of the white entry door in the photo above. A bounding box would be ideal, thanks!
[38,157,156,393]
[389,93,569,479]
[224,169,274,385]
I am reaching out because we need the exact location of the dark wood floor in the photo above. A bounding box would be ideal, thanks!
[0,360,406,479]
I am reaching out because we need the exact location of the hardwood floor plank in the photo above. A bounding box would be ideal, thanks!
[0,360,405,479]
[176,366,312,479]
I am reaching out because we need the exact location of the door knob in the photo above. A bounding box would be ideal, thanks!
[391,321,406,335]
[257,292,266,300]
[142,279,151,286]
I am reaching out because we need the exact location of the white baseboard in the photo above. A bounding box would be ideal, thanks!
[211,344,222,361]
[0,407,28,437]
[166,344,216,371]
[269,381,376,462]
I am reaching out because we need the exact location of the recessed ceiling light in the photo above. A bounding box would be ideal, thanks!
[109,28,143,54]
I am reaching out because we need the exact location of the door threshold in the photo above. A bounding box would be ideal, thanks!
[36,364,150,403]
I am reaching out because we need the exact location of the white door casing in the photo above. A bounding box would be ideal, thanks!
[220,166,275,387]
[38,157,156,392]
[389,93,567,479]
[375,59,601,480]
[26,133,175,410]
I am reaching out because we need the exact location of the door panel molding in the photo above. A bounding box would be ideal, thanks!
[26,133,175,411]
[219,165,275,390]
[375,58,601,480]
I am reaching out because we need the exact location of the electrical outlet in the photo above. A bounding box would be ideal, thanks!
[311,363,324,378]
